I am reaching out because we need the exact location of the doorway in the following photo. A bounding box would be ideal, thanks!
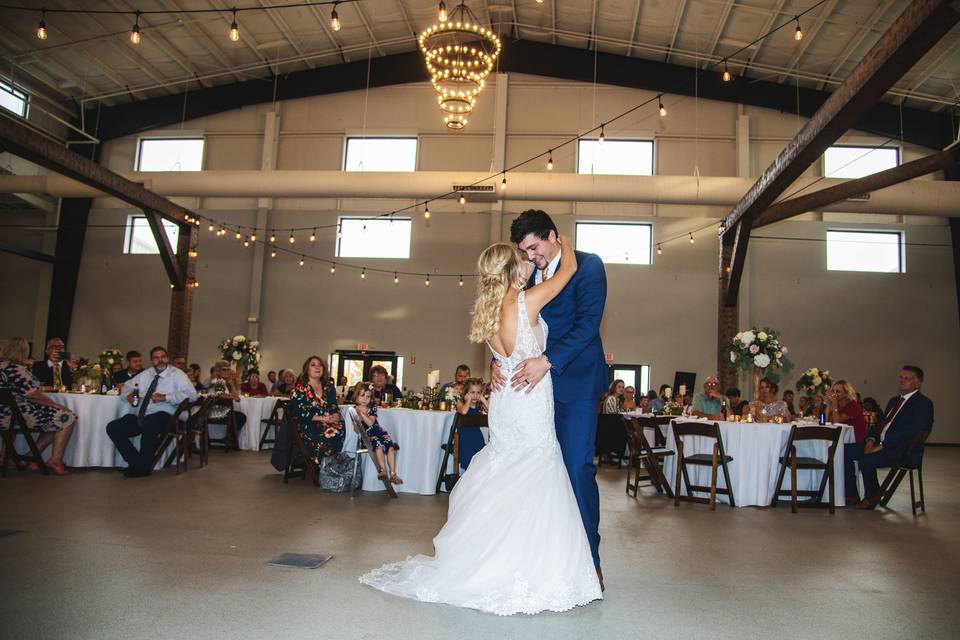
[331,350,404,390]
[607,364,650,403]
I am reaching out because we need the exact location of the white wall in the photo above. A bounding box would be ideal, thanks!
[12,74,958,442]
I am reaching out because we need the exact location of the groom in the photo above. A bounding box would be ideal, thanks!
[493,210,608,585]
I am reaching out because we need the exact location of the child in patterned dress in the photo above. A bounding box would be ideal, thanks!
[454,377,488,470]
[353,382,402,485]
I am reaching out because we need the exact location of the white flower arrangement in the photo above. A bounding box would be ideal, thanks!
[219,335,261,372]
[796,367,833,397]
[98,347,124,369]
[729,325,793,382]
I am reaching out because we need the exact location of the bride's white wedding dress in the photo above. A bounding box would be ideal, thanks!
[360,291,602,615]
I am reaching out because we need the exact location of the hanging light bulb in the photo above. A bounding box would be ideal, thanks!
[330,263,336,274]
[208,223,215,232]
[659,99,667,117]
[243,237,250,248]
[547,151,554,170]
[130,12,141,45]
[536,0,544,4]
[229,9,240,42]
[459,275,464,287]
[37,11,48,40]
[722,61,732,83]
[424,203,431,219]
[361,268,366,280]
[794,18,803,41]
[438,0,448,23]
[425,274,431,287]
[330,4,341,31]
[500,175,507,191]
[689,233,695,244]
[657,244,663,255]
[394,273,399,285]
[269,230,276,243]
[219,227,226,237]
[309,228,316,243]
[270,249,277,258]
[298,256,305,267]
[235,231,242,240]
[250,232,257,242]
[598,125,605,144]
[288,230,295,244]
[459,192,466,205]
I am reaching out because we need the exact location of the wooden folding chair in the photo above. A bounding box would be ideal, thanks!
[436,413,488,493]
[672,421,736,509]
[282,406,319,487]
[771,425,842,514]
[877,430,931,516]
[185,397,216,470]
[624,416,674,498]
[595,413,628,467]
[206,397,240,452]
[153,398,195,474]
[347,409,397,498]
[0,389,50,477]
[258,399,286,451]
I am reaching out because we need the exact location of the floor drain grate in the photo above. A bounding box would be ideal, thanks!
[266,553,333,569]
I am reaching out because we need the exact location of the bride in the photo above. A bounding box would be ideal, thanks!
[359,237,603,615]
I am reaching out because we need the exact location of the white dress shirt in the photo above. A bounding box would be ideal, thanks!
[124,366,198,417]
[880,389,918,441]
[534,248,562,285]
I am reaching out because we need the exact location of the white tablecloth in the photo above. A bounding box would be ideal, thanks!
[340,407,457,495]
[661,419,855,507]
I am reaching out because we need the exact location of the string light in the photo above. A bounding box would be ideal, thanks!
[547,151,554,170]
[330,263,336,274]
[243,237,250,247]
[361,268,366,280]
[722,60,732,83]
[500,175,507,191]
[310,228,316,242]
[229,9,240,42]
[394,272,399,284]
[299,256,305,267]
[425,275,430,287]
[188,250,198,258]
[208,223,215,232]
[657,244,663,255]
[794,18,804,41]
[269,230,276,243]
[424,203,431,219]
[689,233,695,244]
[459,192,466,205]
[330,4,341,31]
[130,12,141,45]
[288,230,295,244]
[459,275,464,287]
[36,11,47,40]
[438,0,447,23]
[218,226,225,237]
[250,232,257,241]
[235,231,242,240]
[598,125,605,144]
[659,99,667,117]
[270,249,276,258]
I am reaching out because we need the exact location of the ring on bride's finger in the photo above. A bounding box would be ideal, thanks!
[523,379,530,385]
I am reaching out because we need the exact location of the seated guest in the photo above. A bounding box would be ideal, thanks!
[188,363,203,391]
[0,337,77,475]
[692,376,726,420]
[267,370,278,393]
[241,369,269,396]
[207,360,247,436]
[455,377,489,470]
[725,387,749,416]
[353,381,401,484]
[600,379,625,414]
[638,395,651,414]
[105,346,197,478]
[289,356,344,463]
[112,350,143,386]
[622,386,638,412]
[803,392,826,419]
[861,396,883,430]
[172,355,187,372]
[798,395,810,417]
[31,337,73,390]
[272,369,297,397]
[201,365,216,390]
[782,389,797,419]
[648,389,664,413]
[440,364,472,397]
[758,378,790,422]
[844,366,934,509]
[370,365,403,403]
[827,380,867,443]
[110,362,123,378]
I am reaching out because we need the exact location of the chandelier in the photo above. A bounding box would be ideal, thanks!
[419,2,501,130]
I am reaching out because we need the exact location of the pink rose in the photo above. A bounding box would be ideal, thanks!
[749,344,760,354]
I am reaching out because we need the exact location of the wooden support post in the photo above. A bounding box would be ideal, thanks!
[168,223,198,360]
[718,235,738,393]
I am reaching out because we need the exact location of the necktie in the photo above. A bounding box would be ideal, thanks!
[138,373,161,423]
[542,265,551,281]
[52,362,62,388]
[876,397,904,441]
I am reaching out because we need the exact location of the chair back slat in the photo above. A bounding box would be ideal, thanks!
[790,425,842,444]
[673,420,721,439]
[452,413,488,429]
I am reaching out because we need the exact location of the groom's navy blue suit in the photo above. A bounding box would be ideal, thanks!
[529,250,607,568]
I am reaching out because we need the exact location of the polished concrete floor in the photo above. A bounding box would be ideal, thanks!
[2,448,959,640]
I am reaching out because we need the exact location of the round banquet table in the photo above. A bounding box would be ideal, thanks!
[340,406,458,495]
[660,418,855,507]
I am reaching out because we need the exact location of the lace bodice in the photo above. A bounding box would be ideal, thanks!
[488,290,548,370]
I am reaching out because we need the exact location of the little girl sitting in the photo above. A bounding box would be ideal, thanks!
[455,377,489,471]
[353,382,402,485]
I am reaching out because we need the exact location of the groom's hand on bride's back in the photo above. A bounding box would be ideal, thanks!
[489,359,506,391]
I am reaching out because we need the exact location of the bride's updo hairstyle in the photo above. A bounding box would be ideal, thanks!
[469,243,527,343]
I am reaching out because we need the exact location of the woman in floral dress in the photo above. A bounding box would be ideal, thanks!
[288,356,344,462]
[0,337,76,474]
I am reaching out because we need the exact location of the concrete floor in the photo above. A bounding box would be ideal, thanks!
[2,448,959,640]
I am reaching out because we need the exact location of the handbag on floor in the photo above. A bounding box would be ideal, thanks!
[318,451,363,492]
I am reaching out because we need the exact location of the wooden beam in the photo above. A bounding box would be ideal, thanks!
[721,0,960,306]
[754,144,960,228]
[0,242,55,263]
[143,209,185,289]
[167,222,198,359]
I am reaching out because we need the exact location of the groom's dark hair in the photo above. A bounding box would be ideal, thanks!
[510,210,558,243]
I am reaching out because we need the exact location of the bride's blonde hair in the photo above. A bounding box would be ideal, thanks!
[469,243,528,343]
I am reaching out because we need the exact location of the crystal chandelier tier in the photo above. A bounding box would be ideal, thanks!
[419,2,501,130]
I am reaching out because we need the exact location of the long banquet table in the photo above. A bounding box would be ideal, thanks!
[658,418,855,507]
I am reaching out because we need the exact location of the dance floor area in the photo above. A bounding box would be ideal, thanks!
[3,449,959,640]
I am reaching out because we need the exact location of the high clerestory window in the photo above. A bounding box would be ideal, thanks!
[136,137,205,172]
[344,137,418,172]
[576,139,654,176]
[0,78,28,117]
[575,221,653,265]
[826,230,904,273]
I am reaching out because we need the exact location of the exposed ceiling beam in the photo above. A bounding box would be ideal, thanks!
[664,0,688,63]
[776,0,840,83]
[305,2,348,63]
[209,0,274,67]
[817,0,897,90]
[256,0,316,69]
[394,0,419,39]
[350,1,387,57]
[625,0,643,58]
[898,35,960,104]
[723,0,960,306]
[156,0,248,83]
[742,0,787,75]
[704,0,736,67]
[0,242,55,264]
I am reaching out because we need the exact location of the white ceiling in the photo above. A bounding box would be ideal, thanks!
[1,0,958,119]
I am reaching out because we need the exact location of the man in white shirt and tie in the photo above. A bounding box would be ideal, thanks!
[844,365,934,508]
[106,346,198,478]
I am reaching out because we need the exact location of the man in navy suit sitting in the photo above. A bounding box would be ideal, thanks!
[844,365,934,509]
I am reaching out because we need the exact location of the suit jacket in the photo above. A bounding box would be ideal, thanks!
[869,391,934,463]
[527,250,607,404]
[31,360,73,388]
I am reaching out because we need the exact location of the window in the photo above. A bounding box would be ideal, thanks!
[575,221,652,265]
[336,217,412,259]
[577,139,653,175]
[823,145,899,179]
[0,78,27,117]
[826,230,904,273]
[123,214,180,254]
[136,138,204,172]
[344,137,417,172]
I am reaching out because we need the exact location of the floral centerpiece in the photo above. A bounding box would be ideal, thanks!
[99,348,123,370]
[443,385,462,406]
[73,360,103,392]
[728,327,793,382]
[219,335,261,372]
[796,367,833,397]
